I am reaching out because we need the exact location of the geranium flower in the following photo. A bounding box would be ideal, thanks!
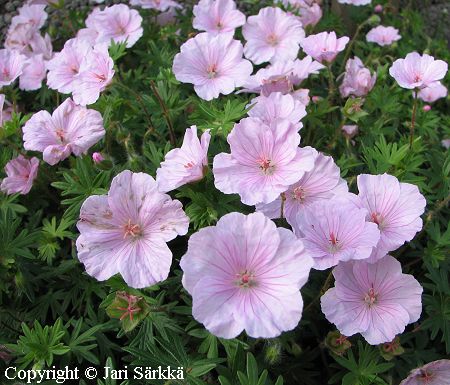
[256,150,347,226]
[282,0,322,27]
[389,52,448,90]
[10,3,47,31]
[172,33,252,101]
[76,170,189,288]
[129,0,181,11]
[342,124,358,138]
[351,173,426,262]
[180,212,313,338]
[0,155,39,195]
[22,98,105,165]
[156,126,211,192]
[400,360,450,385]
[89,4,143,48]
[247,92,306,131]
[19,54,46,91]
[0,94,13,127]
[337,0,371,5]
[193,0,246,35]
[366,26,401,46]
[0,49,27,88]
[291,199,380,269]
[321,255,423,345]
[300,31,349,63]
[72,44,115,106]
[417,82,448,103]
[46,38,92,94]
[339,57,376,98]
[213,117,315,205]
[243,7,305,64]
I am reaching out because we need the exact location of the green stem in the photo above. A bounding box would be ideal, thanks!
[326,64,336,101]
[410,89,418,148]
[149,80,176,146]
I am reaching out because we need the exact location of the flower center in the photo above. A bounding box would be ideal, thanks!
[216,20,223,30]
[328,232,341,253]
[414,74,422,83]
[55,128,65,143]
[123,219,143,239]
[267,34,279,46]
[258,158,275,175]
[419,370,434,383]
[371,212,385,229]
[184,161,195,169]
[292,186,306,201]
[207,64,218,79]
[364,287,377,307]
[236,270,257,288]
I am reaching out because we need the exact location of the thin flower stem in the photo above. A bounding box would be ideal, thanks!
[410,89,418,148]
[149,80,176,146]
[340,22,365,74]
[280,192,286,219]
[326,64,336,101]
[304,271,334,313]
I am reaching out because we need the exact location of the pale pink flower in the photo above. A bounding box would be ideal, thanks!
[374,4,383,13]
[156,126,211,192]
[156,7,180,26]
[340,57,376,98]
[342,124,358,138]
[213,117,315,205]
[29,32,53,60]
[0,155,39,195]
[442,139,450,150]
[400,360,450,385]
[129,0,181,11]
[243,7,305,64]
[321,255,423,345]
[291,199,380,269]
[422,105,431,112]
[5,23,35,53]
[242,57,323,95]
[92,152,104,163]
[247,92,306,131]
[72,45,115,106]
[366,26,401,46]
[22,98,105,165]
[389,52,448,90]
[0,95,13,127]
[351,174,426,262]
[300,31,349,63]
[256,150,347,226]
[19,54,46,91]
[46,38,92,94]
[10,4,47,31]
[193,0,245,35]
[92,5,143,48]
[417,82,448,103]
[0,49,27,88]
[76,170,189,288]
[292,88,310,105]
[173,33,252,101]
[280,0,323,27]
[180,212,313,338]
[337,0,371,5]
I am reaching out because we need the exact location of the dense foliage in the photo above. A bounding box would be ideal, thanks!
[0,1,449,384]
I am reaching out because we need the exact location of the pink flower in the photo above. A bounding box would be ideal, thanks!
[19,54,46,91]
[256,150,347,226]
[92,152,104,163]
[172,33,252,101]
[213,117,315,205]
[339,57,376,98]
[366,26,401,46]
[0,95,13,127]
[422,105,431,112]
[337,0,371,5]
[46,38,92,94]
[193,0,246,35]
[291,199,380,269]
[242,57,323,95]
[374,4,383,13]
[29,32,53,60]
[321,255,423,345]
[156,126,211,192]
[72,45,115,106]
[442,139,450,150]
[247,92,306,131]
[5,23,35,54]
[400,360,450,385]
[389,52,448,90]
[352,174,426,262]
[129,0,181,11]
[76,170,189,288]
[301,31,349,63]
[90,4,143,48]
[342,124,358,138]
[0,49,27,87]
[298,3,322,27]
[22,98,105,165]
[180,212,313,338]
[243,7,305,65]
[417,82,448,103]
[0,155,39,195]
[10,4,47,31]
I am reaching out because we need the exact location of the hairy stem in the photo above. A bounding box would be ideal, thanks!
[410,89,418,148]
